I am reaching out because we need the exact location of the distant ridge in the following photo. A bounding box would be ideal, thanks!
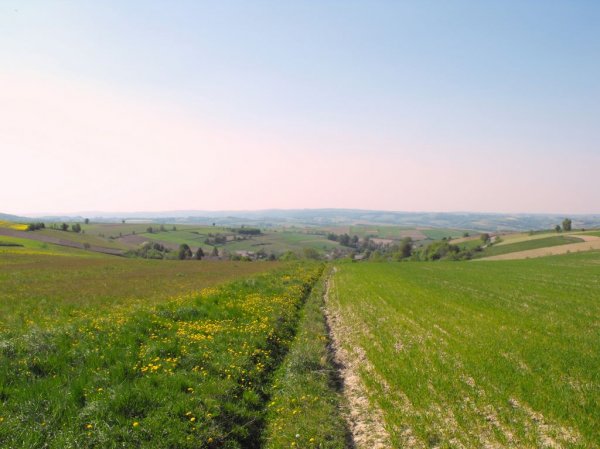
[0,212,31,222]
[8,209,600,232]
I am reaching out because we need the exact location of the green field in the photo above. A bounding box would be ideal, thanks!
[479,235,583,258]
[37,228,129,249]
[0,245,325,448]
[329,254,600,448]
[0,245,279,331]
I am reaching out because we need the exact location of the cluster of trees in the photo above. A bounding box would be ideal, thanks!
[46,222,83,233]
[178,244,205,260]
[327,231,414,260]
[127,242,171,259]
[411,241,475,261]
[555,218,572,233]
[204,234,227,245]
[26,222,45,231]
[146,225,177,234]
[230,227,262,235]
[327,233,360,247]
[127,242,221,260]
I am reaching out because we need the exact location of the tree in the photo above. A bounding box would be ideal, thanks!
[172,225,177,231]
[122,219,125,224]
[178,244,192,260]
[194,247,204,260]
[303,247,320,260]
[562,218,572,232]
[480,233,490,243]
[159,224,166,232]
[211,246,219,257]
[398,237,413,259]
[71,223,82,233]
[146,226,153,234]
[60,223,69,231]
[84,218,90,224]
[555,224,562,233]
[27,222,45,231]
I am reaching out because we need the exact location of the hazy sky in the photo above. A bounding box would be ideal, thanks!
[1,1,599,215]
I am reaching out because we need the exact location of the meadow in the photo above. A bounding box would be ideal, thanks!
[0,245,324,448]
[0,242,277,331]
[329,253,600,448]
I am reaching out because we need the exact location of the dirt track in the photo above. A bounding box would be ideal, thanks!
[324,269,391,449]
[481,234,600,261]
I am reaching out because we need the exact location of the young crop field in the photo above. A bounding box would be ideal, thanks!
[477,235,584,258]
[0,249,324,448]
[329,253,600,448]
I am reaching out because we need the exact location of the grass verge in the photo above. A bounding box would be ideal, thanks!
[263,269,348,449]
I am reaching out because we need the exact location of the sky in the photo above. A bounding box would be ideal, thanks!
[1,1,599,215]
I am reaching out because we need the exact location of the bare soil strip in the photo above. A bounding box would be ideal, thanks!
[324,269,392,449]
[481,234,600,261]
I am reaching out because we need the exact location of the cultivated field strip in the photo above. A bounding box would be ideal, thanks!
[331,253,600,448]
[482,234,600,260]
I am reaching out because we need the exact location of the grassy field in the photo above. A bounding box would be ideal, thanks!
[330,254,600,448]
[0,245,279,331]
[36,228,129,250]
[0,245,323,448]
[348,225,416,239]
[479,235,583,258]
[0,235,106,257]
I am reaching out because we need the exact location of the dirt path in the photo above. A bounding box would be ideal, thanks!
[324,268,392,449]
[481,234,600,261]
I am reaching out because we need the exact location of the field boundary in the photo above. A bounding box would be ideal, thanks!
[324,268,391,449]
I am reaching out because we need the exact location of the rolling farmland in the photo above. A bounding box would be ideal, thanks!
[328,254,600,448]
[2,218,600,448]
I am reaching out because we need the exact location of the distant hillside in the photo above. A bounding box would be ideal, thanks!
[0,212,31,222]
[25,209,600,232]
